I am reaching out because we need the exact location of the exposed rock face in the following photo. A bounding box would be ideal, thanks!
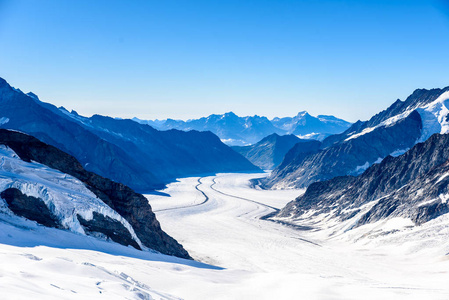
[275,133,449,227]
[0,77,259,192]
[77,212,141,250]
[232,134,305,169]
[263,110,422,189]
[1,188,60,228]
[0,129,191,259]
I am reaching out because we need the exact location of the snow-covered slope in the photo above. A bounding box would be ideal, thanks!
[1,172,448,299]
[343,90,449,143]
[0,211,215,300]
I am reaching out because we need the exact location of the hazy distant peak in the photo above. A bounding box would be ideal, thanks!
[26,92,40,101]
[295,111,309,117]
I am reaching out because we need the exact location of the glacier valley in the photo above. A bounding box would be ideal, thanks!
[1,172,448,299]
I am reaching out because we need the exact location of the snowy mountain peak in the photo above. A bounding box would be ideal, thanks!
[295,111,309,118]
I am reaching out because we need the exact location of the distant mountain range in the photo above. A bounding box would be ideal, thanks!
[262,86,449,189]
[134,111,351,146]
[0,78,259,192]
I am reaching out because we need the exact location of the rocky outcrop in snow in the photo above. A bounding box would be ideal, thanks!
[0,129,190,259]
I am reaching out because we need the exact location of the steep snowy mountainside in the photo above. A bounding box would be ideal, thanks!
[232,134,314,170]
[136,111,351,146]
[341,90,449,144]
[263,110,422,189]
[322,86,449,149]
[273,133,449,228]
[0,77,259,192]
[0,129,190,259]
[263,86,449,189]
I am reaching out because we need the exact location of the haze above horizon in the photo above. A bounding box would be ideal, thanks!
[0,0,449,122]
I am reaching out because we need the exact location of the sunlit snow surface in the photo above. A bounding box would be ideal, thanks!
[1,172,449,299]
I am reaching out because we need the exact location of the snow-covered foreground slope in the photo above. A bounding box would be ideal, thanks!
[0,213,218,299]
[1,172,448,299]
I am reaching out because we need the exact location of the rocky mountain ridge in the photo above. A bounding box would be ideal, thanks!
[263,86,449,189]
[273,133,449,228]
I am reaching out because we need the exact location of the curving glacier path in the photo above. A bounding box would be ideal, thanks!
[146,173,449,299]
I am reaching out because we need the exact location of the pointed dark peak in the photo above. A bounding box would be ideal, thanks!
[260,133,280,142]
[26,92,40,101]
[0,77,11,90]
[58,106,69,113]
[71,110,79,116]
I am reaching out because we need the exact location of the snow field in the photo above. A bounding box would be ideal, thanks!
[0,172,448,299]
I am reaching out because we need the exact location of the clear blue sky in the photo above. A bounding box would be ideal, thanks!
[1,0,449,122]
